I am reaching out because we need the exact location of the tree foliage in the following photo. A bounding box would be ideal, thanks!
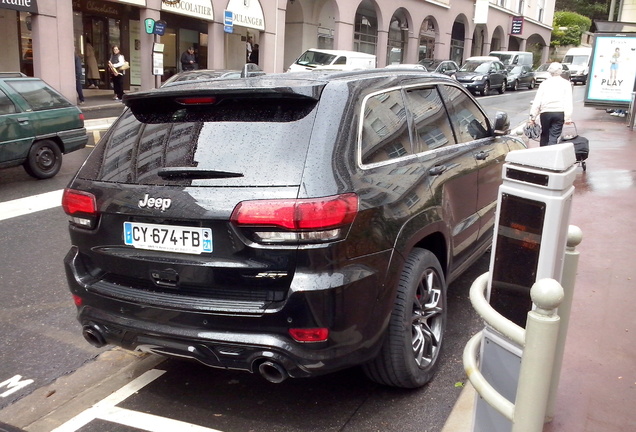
[555,0,610,22]
[551,11,592,47]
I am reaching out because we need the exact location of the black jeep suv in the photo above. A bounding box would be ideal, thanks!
[63,69,524,388]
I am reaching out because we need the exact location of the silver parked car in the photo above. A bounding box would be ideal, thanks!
[534,63,571,84]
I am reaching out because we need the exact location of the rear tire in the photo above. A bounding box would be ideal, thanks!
[511,80,518,91]
[363,248,447,388]
[528,79,536,90]
[23,140,62,179]
[499,82,506,94]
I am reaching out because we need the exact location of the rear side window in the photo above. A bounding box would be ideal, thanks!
[0,89,16,114]
[360,89,411,165]
[441,85,490,143]
[7,80,71,111]
[404,86,455,152]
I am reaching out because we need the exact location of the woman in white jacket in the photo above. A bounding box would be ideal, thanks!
[529,62,573,146]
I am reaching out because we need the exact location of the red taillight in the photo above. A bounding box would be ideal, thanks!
[231,193,358,230]
[62,189,98,229]
[62,189,97,215]
[79,113,85,121]
[289,328,329,343]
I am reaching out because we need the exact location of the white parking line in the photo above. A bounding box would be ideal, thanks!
[0,189,63,222]
[51,369,224,432]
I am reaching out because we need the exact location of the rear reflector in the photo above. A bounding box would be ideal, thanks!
[289,328,329,342]
[72,294,83,306]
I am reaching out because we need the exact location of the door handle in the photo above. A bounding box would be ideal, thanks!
[475,151,489,160]
[429,165,447,176]
[17,117,29,123]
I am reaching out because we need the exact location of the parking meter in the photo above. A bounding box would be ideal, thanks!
[474,143,576,431]
[487,143,577,326]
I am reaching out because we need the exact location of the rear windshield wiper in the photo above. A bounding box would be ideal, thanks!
[157,167,244,180]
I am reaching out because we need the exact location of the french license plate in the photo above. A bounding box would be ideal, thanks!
[123,222,212,254]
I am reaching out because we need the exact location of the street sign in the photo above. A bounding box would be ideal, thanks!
[154,20,167,36]
[224,10,234,33]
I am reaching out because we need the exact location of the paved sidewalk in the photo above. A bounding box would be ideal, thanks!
[442,106,636,431]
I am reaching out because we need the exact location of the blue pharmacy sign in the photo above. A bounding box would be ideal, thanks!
[154,20,167,36]
[224,10,234,33]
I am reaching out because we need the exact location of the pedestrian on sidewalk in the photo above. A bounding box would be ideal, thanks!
[529,62,573,146]
[74,52,85,105]
[85,38,100,88]
[180,46,197,71]
[108,45,126,101]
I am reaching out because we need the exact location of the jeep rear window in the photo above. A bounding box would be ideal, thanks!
[78,100,319,187]
[7,80,72,111]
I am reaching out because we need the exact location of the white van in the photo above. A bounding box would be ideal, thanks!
[489,51,533,67]
[288,49,376,72]
[562,47,592,85]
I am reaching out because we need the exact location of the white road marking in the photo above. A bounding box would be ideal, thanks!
[0,189,63,222]
[51,369,224,432]
[0,375,34,397]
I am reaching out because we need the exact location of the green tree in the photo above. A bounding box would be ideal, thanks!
[555,0,610,21]
[551,11,592,47]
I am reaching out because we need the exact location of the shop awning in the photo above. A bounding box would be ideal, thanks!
[227,0,265,31]
[161,0,213,22]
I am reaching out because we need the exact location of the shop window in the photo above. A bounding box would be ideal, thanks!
[354,9,377,55]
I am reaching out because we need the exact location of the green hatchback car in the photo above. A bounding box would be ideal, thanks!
[0,73,87,179]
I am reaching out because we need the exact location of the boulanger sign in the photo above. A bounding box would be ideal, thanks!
[0,0,38,13]
[226,0,264,31]
[162,0,213,21]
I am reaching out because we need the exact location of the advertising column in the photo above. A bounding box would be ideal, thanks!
[585,33,636,109]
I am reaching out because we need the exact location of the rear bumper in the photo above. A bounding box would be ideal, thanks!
[64,246,396,378]
[58,128,88,153]
[459,81,485,92]
[570,73,588,83]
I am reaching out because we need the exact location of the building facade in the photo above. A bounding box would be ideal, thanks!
[0,0,556,103]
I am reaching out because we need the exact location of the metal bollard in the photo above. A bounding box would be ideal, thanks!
[628,92,635,130]
[512,279,564,432]
[545,225,583,421]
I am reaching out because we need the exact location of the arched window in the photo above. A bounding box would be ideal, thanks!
[354,5,377,55]
[387,14,408,65]
[419,18,436,61]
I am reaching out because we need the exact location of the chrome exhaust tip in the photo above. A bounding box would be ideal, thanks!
[258,360,289,384]
[82,324,107,348]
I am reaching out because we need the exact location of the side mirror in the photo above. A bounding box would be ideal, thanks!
[493,111,510,135]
